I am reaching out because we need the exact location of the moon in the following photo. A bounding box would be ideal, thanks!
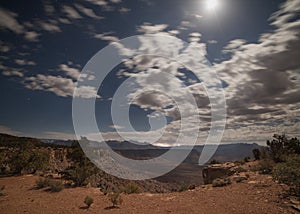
[206,0,219,11]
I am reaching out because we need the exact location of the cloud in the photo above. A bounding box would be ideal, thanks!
[119,7,131,14]
[24,74,76,97]
[75,4,104,19]
[137,23,168,34]
[24,74,100,99]
[74,85,101,99]
[189,32,202,42]
[222,39,247,54]
[2,70,24,77]
[94,32,119,43]
[62,6,83,19]
[42,131,76,140]
[38,21,61,32]
[0,8,24,34]
[212,0,300,136]
[0,125,23,136]
[208,40,218,44]
[59,64,81,79]
[95,0,300,145]
[24,31,40,42]
[15,59,36,66]
[0,41,11,52]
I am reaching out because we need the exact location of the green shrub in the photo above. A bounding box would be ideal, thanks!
[49,180,64,192]
[258,158,275,174]
[108,192,123,208]
[62,143,100,187]
[252,149,261,160]
[267,134,300,163]
[35,178,50,189]
[122,183,140,194]
[244,156,250,162]
[212,178,231,187]
[10,148,49,174]
[84,196,94,208]
[273,155,300,197]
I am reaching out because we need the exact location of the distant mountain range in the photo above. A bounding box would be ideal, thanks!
[0,133,263,163]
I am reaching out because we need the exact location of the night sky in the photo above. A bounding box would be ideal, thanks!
[0,0,299,145]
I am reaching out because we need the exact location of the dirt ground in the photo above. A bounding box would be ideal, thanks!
[0,173,297,214]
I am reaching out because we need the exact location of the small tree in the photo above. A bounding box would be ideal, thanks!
[266,134,300,162]
[273,155,300,197]
[84,196,94,209]
[244,156,250,162]
[252,149,261,160]
[108,192,123,208]
[122,183,140,194]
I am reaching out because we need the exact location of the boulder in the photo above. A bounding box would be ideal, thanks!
[202,162,236,184]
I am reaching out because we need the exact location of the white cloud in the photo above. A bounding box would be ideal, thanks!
[0,8,24,34]
[38,21,61,32]
[59,64,81,79]
[42,131,76,140]
[15,59,36,66]
[2,70,24,77]
[62,6,83,19]
[24,74,100,99]
[0,125,22,136]
[94,32,119,42]
[119,7,130,14]
[74,85,101,99]
[208,40,218,44]
[24,31,40,42]
[75,4,104,19]
[137,23,168,34]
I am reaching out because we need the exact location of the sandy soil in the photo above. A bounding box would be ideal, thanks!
[0,173,297,214]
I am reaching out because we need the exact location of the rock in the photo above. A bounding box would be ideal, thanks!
[233,176,248,183]
[292,205,300,212]
[202,162,236,184]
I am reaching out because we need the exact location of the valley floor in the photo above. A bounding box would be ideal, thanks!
[0,173,297,214]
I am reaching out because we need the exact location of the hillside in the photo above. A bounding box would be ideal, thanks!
[0,172,297,214]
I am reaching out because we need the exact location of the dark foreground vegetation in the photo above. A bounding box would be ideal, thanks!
[253,134,300,197]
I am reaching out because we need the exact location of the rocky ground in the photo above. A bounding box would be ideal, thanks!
[0,172,298,214]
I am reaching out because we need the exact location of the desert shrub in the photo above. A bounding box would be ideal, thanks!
[258,158,275,174]
[108,192,123,208]
[62,142,100,187]
[0,185,5,196]
[234,160,245,166]
[9,147,49,174]
[273,155,300,197]
[122,183,140,194]
[212,178,231,187]
[234,176,248,183]
[49,180,64,192]
[179,184,196,192]
[209,159,221,165]
[35,177,51,189]
[84,196,94,208]
[244,156,250,162]
[234,167,247,173]
[252,149,261,160]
